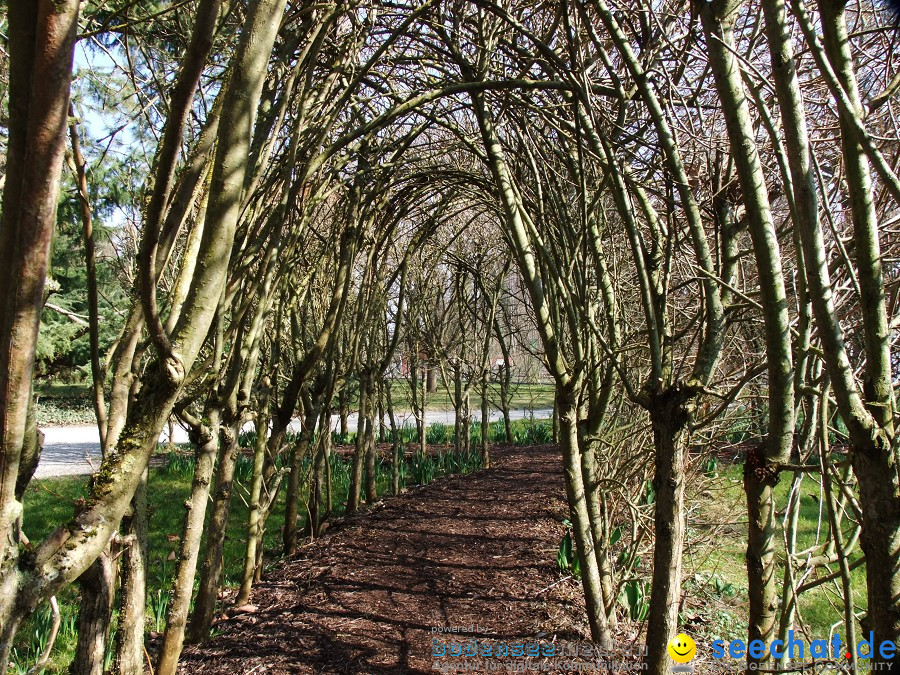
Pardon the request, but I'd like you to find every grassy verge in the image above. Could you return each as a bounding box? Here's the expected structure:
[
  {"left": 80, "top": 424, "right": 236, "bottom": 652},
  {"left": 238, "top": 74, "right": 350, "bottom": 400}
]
[
  {"left": 335, "top": 416, "right": 555, "bottom": 447},
  {"left": 386, "top": 380, "right": 555, "bottom": 412},
  {"left": 687, "top": 457, "right": 866, "bottom": 648}
]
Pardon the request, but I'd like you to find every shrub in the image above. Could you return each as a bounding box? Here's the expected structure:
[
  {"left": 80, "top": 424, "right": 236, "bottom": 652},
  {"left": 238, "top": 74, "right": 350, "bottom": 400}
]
[{"left": 426, "top": 422, "right": 450, "bottom": 444}]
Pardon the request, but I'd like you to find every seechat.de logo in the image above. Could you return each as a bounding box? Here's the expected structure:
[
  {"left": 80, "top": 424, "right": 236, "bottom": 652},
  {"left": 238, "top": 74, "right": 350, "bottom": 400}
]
[{"left": 668, "top": 633, "right": 696, "bottom": 673}]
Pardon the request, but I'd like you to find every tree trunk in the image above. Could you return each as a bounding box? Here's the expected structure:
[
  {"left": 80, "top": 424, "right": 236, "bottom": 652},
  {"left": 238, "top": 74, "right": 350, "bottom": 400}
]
[
  {"left": 819, "top": 384, "right": 859, "bottom": 672},
  {"left": 701, "top": 3, "right": 794, "bottom": 666},
  {"left": 339, "top": 388, "right": 349, "bottom": 439},
  {"left": 72, "top": 549, "right": 116, "bottom": 675},
  {"left": 69, "top": 114, "right": 108, "bottom": 451},
  {"left": 494, "top": 319, "right": 513, "bottom": 444},
  {"left": 776, "top": 470, "right": 803, "bottom": 666},
  {"left": 815, "top": 2, "right": 900, "bottom": 662},
  {"left": 847, "top": 432, "right": 900, "bottom": 670},
  {"left": 156, "top": 408, "right": 221, "bottom": 675},
  {"left": 236, "top": 411, "right": 270, "bottom": 607},
  {"left": 15, "top": 396, "right": 42, "bottom": 501},
  {"left": 348, "top": 375, "right": 367, "bottom": 514},
  {"left": 597, "top": 496, "right": 617, "bottom": 626},
  {"left": 417, "top": 364, "right": 427, "bottom": 456},
  {"left": 284, "top": 406, "right": 316, "bottom": 555},
  {"left": 502, "top": 388, "right": 512, "bottom": 444},
  {"left": 645, "top": 396, "right": 688, "bottom": 675},
  {"left": 462, "top": 392, "right": 471, "bottom": 456},
  {"left": 385, "top": 378, "right": 401, "bottom": 495},
  {"left": 578, "top": 434, "right": 616, "bottom": 627},
  {"left": 309, "top": 436, "right": 326, "bottom": 538},
  {"left": 188, "top": 417, "right": 240, "bottom": 643},
  {"left": 765, "top": 0, "right": 900, "bottom": 663},
  {"left": 481, "top": 373, "right": 490, "bottom": 468},
  {"left": 743, "top": 454, "right": 779, "bottom": 672},
  {"left": 325, "top": 428, "right": 334, "bottom": 517},
  {"left": 114, "top": 473, "right": 148, "bottom": 675},
  {"left": 247, "top": 458, "right": 287, "bottom": 589},
  {"left": 454, "top": 363, "right": 463, "bottom": 453},
  {"left": 377, "top": 381, "right": 387, "bottom": 442},
  {"left": 364, "top": 378, "right": 378, "bottom": 503},
  {"left": 309, "top": 403, "right": 332, "bottom": 536},
  {"left": 0, "top": 4, "right": 80, "bottom": 662},
  {"left": 558, "top": 387, "right": 612, "bottom": 645},
  {"left": 552, "top": 399, "right": 559, "bottom": 445}
]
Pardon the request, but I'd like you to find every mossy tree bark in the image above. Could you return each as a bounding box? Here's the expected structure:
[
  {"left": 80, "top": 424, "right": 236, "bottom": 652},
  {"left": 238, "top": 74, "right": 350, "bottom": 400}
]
[
  {"left": 71, "top": 549, "right": 115, "bottom": 675},
  {"left": 643, "top": 390, "right": 690, "bottom": 673},
  {"left": 765, "top": 0, "right": 900, "bottom": 664},
  {"left": 814, "top": 1, "right": 900, "bottom": 661},
  {"left": 188, "top": 418, "right": 241, "bottom": 643},
  {"left": 284, "top": 398, "right": 319, "bottom": 555},
  {"left": 156, "top": 406, "right": 221, "bottom": 675},
  {"left": 113, "top": 473, "right": 148, "bottom": 674},
  {"left": 700, "top": 0, "right": 794, "bottom": 667},
  {"left": 0, "top": 2, "right": 80, "bottom": 666},
  {"left": 0, "top": 0, "right": 287, "bottom": 659}
]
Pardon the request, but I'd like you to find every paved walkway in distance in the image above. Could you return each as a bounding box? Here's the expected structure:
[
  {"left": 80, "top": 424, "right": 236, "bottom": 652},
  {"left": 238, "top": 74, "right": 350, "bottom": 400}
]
[{"left": 35, "top": 408, "right": 553, "bottom": 479}]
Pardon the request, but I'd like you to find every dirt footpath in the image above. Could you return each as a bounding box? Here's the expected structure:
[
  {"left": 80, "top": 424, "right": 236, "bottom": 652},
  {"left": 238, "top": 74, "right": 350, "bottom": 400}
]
[{"left": 180, "top": 444, "right": 588, "bottom": 674}]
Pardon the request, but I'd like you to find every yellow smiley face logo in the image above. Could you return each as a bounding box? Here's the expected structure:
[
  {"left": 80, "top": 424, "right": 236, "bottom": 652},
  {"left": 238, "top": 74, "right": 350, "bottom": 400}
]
[{"left": 667, "top": 634, "right": 696, "bottom": 663}]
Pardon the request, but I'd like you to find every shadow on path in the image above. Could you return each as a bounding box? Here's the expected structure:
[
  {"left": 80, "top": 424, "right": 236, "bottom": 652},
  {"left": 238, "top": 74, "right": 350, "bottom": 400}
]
[{"left": 179, "top": 444, "right": 586, "bottom": 674}]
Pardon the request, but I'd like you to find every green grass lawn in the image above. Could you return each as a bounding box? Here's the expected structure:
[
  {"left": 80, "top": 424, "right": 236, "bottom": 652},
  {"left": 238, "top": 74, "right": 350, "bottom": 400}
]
[
  {"left": 387, "top": 381, "right": 555, "bottom": 412},
  {"left": 13, "top": 455, "right": 295, "bottom": 673},
  {"left": 687, "top": 458, "right": 867, "bottom": 649}
]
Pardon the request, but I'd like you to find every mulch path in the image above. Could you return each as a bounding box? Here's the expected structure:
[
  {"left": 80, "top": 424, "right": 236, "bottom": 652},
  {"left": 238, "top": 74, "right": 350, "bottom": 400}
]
[{"left": 179, "top": 444, "right": 589, "bottom": 673}]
